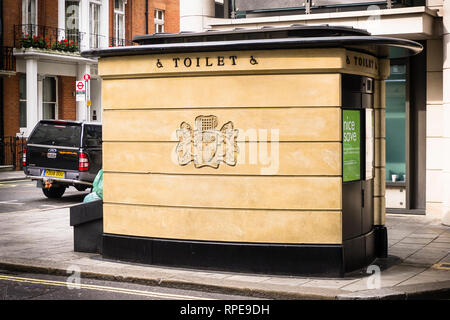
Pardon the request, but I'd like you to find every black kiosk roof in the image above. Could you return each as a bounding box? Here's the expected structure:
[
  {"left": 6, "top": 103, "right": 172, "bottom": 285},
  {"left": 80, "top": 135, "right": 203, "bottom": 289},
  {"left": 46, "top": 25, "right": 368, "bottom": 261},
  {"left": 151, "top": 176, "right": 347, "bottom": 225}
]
[{"left": 81, "top": 25, "right": 422, "bottom": 58}]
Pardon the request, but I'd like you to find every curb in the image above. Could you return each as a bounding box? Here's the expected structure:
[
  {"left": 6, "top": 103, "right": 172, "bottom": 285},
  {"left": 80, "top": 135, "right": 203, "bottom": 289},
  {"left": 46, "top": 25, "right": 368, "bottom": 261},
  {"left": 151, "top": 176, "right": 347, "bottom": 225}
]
[
  {"left": 1, "top": 261, "right": 450, "bottom": 300},
  {"left": 0, "top": 261, "right": 338, "bottom": 300},
  {"left": 336, "top": 281, "right": 450, "bottom": 300}
]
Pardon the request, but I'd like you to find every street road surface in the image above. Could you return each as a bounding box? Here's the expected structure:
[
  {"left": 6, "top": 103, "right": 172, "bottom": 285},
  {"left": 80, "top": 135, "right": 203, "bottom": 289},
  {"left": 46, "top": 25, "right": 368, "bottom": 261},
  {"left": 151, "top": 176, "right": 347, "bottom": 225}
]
[
  {"left": 0, "top": 179, "right": 264, "bottom": 301},
  {"left": 0, "top": 179, "right": 89, "bottom": 213},
  {"left": 0, "top": 270, "right": 260, "bottom": 300}
]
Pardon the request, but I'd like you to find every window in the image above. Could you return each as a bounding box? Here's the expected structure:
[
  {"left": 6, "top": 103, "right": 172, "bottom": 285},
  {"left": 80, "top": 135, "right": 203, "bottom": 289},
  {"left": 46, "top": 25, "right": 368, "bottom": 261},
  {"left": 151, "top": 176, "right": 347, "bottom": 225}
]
[
  {"left": 385, "top": 63, "right": 407, "bottom": 183},
  {"left": 154, "top": 9, "right": 164, "bottom": 33},
  {"left": 42, "top": 77, "right": 57, "bottom": 120},
  {"left": 65, "top": 1, "right": 79, "bottom": 43},
  {"left": 114, "top": 0, "right": 125, "bottom": 45},
  {"left": 83, "top": 125, "right": 102, "bottom": 147},
  {"left": 22, "top": 0, "right": 37, "bottom": 36},
  {"left": 22, "top": 0, "right": 37, "bottom": 25},
  {"left": 89, "top": 2, "right": 101, "bottom": 48},
  {"left": 19, "top": 74, "right": 27, "bottom": 128}
]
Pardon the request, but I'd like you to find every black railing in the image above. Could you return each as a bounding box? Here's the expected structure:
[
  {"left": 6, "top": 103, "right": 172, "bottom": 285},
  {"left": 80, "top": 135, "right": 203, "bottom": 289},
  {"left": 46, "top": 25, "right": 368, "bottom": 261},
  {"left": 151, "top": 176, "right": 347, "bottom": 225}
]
[
  {"left": 0, "top": 47, "right": 16, "bottom": 72},
  {"left": 109, "top": 37, "right": 135, "bottom": 47},
  {"left": 14, "top": 24, "right": 84, "bottom": 53},
  {"left": 0, "top": 136, "right": 26, "bottom": 169}
]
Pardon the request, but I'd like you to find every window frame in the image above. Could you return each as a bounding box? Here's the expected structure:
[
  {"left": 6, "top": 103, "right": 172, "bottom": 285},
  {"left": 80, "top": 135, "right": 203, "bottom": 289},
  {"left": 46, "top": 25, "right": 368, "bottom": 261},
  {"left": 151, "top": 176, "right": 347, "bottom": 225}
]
[
  {"left": 42, "top": 76, "right": 58, "bottom": 121},
  {"left": 89, "top": 1, "right": 101, "bottom": 48},
  {"left": 22, "top": 0, "right": 38, "bottom": 36},
  {"left": 154, "top": 9, "right": 165, "bottom": 33},
  {"left": 114, "top": 0, "right": 126, "bottom": 45},
  {"left": 19, "top": 74, "right": 27, "bottom": 130}
]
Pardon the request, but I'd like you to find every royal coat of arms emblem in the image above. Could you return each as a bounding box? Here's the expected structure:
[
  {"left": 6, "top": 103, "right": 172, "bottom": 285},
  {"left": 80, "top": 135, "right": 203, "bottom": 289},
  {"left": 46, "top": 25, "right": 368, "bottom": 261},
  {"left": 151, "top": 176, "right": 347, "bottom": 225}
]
[{"left": 176, "top": 115, "right": 239, "bottom": 168}]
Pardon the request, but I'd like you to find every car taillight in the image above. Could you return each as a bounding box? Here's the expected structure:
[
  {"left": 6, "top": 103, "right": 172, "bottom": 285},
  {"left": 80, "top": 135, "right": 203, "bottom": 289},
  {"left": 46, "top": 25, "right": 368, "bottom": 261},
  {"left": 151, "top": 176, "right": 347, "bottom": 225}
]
[
  {"left": 22, "top": 147, "right": 27, "bottom": 166},
  {"left": 78, "top": 152, "right": 89, "bottom": 171}
]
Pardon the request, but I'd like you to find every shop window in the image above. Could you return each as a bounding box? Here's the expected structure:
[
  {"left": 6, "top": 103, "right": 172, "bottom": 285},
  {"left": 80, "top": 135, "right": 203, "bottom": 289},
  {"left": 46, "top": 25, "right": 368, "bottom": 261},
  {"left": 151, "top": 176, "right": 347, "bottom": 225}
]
[
  {"left": 154, "top": 9, "right": 165, "bottom": 33},
  {"left": 42, "top": 77, "right": 57, "bottom": 120},
  {"left": 385, "top": 63, "right": 407, "bottom": 183}
]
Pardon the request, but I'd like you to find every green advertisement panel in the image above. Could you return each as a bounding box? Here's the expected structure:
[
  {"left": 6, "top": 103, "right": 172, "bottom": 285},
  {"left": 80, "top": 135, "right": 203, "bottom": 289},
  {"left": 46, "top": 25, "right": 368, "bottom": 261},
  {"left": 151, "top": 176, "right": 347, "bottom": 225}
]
[{"left": 343, "top": 110, "right": 361, "bottom": 182}]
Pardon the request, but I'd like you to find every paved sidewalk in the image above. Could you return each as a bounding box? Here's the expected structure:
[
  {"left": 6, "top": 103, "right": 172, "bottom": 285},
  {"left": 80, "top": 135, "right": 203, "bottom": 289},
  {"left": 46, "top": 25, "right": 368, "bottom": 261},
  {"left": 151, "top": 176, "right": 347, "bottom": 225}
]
[
  {"left": 0, "top": 205, "right": 449, "bottom": 299},
  {"left": 0, "top": 169, "right": 26, "bottom": 182}
]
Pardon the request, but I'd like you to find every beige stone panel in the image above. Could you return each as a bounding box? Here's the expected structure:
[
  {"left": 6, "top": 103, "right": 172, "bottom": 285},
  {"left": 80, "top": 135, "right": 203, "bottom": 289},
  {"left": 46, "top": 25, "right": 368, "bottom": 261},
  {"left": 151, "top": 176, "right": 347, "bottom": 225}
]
[
  {"left": 426, "top": 137, "right": 443, "bottom": 170},
  {"left": 103, "top": 204, "right": 343, "bottom": 244},
  {"left": 103, "top": 141, "right": 341, "bottom": 176},
  {"left": 385, "top": 188, "right": 406, "bottom": 209},
  {"left": 102, "top": 73, "right": 341, "bottom": 109},
  {"left": 378, "top": 59, "right": 390, "bottom": 80},
  {"left": 426, "top": 71, "right": 443, "bottom": 104},
  {"left": 374, "top": 167, "right": 386, "bottom": 197},
  {"left": 426, "top": 104, "right": 444, "bottom": 138},
  {"left": 103, "top": 173, "right": 342, "bottom": 210},
  {"left": 426, "top": 39, "right": 443, "bottom": 72},
  {"left": 373, "top": 196, "right": 386, "bottom": 226},
  {"left": 426, "top": 202, "right": 444, "bottom": 219},
  {"left": 103, "top": 108, "right": 341, "bottom": 142},
  {"left": 374, "top": 108, "right": 386, "bottom": 139},
  {"left": 374, "top": 80, "right": 386, "bottom": 109},
  {"left": 426, "top": 169, "right": 444, "bottom": 203},
  {"left": 375, "top": 137, "right": 386, "bottom": 167},
  {"left": 99, "top": 48, "right": 345, "bottom": 77}
]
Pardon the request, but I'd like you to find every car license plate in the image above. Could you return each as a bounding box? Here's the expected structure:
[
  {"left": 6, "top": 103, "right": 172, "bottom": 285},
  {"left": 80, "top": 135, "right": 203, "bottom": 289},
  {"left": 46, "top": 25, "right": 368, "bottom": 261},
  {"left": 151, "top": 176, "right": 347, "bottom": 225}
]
[
  {"left": 44, "top": 170, "right": 64, "bottom": 178},
  {"left": 47, "top": 152, "right": 57, "bottom": 159}
]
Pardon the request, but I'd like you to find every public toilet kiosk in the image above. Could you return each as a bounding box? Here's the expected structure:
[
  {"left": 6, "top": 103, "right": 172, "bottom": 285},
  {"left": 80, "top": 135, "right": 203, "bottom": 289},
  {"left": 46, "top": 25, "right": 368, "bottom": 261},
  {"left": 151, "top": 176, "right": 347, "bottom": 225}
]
[{"left": 82, "top": 26, "right": 422, "bottom": 276}]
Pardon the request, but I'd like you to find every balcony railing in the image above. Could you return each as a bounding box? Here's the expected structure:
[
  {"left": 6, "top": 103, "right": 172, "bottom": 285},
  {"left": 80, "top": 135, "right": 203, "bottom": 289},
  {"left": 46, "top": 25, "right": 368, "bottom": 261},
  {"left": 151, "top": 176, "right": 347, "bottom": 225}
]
[
  {"left": 232, "top": 0, "right": 425, "bottom": 17},
  {"left": 0, "top": 47, "right": 16, "bottom": 72},
  {"left": 109, "top": 37, "right": 135, "bottom": 47},
  {"left": 14, "top": 24, "right": 84, "bottom": 54}
]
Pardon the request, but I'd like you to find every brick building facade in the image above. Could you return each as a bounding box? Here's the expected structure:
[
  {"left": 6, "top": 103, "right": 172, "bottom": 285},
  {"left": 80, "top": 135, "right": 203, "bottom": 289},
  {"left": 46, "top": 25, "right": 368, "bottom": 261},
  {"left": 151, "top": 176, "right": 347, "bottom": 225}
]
[{"left": 0, "top": 0, "right": 179, "bottom": 167}]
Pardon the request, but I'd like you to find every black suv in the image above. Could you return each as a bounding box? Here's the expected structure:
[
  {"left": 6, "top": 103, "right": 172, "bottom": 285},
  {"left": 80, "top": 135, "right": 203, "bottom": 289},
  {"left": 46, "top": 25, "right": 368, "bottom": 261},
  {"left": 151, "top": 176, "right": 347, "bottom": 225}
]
[{"left": 23, "top": 120, "right": 102, "bottom": 198}]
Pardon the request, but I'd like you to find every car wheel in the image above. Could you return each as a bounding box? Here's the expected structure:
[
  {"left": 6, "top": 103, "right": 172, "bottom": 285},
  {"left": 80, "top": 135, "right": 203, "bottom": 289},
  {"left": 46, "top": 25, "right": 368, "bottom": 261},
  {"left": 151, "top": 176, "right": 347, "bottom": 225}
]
[{"left": 42, "top": 186, "right": 66, "bottom": 198}]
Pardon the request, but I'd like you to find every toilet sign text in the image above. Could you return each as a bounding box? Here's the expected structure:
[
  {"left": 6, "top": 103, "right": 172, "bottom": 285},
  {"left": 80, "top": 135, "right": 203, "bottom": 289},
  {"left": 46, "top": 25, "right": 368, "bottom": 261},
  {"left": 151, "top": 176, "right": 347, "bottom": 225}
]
[{"left": 155, "top": 55, "right": 258, "bottom": 69}]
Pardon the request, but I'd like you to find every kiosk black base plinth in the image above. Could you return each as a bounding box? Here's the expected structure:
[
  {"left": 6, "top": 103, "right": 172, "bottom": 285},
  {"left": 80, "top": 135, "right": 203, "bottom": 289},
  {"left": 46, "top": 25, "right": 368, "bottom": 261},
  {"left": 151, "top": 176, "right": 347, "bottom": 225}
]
[{"left": 102, "top": 230, "right": 384, "bottom": 277}]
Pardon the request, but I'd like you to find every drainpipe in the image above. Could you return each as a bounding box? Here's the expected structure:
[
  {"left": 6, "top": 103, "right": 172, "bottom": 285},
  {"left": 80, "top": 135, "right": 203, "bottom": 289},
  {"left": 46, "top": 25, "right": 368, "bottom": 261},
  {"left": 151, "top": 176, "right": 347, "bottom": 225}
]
[{"left": 145, "top": 0, "right": 148, "bottom": 34}]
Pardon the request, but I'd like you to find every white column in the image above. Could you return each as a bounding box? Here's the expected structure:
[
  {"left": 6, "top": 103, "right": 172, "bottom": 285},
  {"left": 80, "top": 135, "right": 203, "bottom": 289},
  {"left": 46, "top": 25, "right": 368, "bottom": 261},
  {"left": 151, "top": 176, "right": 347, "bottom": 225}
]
[
  {"left": 25, "top": 58, "right": 38, "bottom": 137},
  {"left": 180, "top": 0, "right": 215, "bottom": 32},
  {"left": 37, "top": 75, "right": 43, "bottom": 121},
  {"left": 76, "top": 63, "right": 90, "bottom": 122},
  {"left": 442, "top": 0, "right": 450, "bottom": 225},
  {"left": 58, "top": 0, "right": 65, "bottom": 30},
  {"left": 79, "top": 0, "right": 90, "bottom": 51}
]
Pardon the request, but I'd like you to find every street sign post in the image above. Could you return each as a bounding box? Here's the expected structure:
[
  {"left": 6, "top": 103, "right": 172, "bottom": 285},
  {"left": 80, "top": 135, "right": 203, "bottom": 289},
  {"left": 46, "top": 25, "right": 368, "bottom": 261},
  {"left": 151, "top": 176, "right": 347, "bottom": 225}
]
[{"left": 75, "top": 81, "right": 85, "bottom": 101}]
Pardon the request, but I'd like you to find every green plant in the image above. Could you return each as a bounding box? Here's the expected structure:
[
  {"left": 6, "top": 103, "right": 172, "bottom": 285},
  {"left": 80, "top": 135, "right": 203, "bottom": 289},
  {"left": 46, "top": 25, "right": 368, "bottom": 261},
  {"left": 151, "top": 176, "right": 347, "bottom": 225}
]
[
  {"left": 20, "top": 34, "right": 32, "bottom": 48},
  {"left": 20, "top": 34, "right": 50, "bottom": 49},
  {"left": 52, "top": 39, "right": 79, "bottom": 52}
]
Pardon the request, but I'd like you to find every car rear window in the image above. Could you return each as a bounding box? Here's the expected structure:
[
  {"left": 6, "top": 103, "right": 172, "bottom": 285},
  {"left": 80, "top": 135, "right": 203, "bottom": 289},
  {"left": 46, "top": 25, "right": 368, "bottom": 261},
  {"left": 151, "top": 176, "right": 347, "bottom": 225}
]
[{"left": 28, "top": 123, "right": 82, "bottom": 148}]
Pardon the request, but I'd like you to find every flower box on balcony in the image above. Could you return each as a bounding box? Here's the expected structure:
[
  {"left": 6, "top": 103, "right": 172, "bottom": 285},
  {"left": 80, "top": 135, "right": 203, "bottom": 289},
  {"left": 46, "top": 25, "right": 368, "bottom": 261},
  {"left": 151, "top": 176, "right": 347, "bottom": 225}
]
[{"left": 19, "top": 35, "right": 80, "bottom": 55}]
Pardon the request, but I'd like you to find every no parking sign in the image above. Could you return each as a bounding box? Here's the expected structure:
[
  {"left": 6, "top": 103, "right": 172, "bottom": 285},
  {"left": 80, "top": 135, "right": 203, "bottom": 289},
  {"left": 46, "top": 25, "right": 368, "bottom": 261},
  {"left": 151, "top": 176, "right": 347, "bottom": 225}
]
[{"left": 75, "top": 81, "right": 85, "bottom": 101}]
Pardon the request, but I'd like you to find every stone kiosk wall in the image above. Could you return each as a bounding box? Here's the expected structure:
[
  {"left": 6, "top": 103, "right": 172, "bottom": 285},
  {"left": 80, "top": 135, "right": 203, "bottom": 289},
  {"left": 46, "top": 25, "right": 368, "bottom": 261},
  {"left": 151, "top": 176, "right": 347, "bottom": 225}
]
[{"left": 85, "top": 27, "right": 420, "bottom": 276}]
